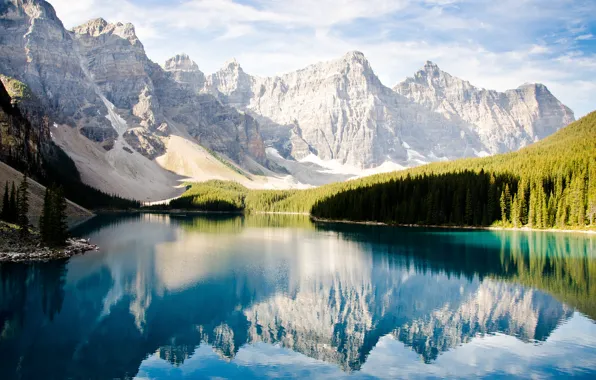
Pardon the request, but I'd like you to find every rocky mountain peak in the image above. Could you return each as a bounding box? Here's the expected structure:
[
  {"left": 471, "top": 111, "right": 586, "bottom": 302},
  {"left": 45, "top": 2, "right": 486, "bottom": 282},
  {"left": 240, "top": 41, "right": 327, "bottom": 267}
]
[
  {"left": 515, "top": 82, "right": 549, "bottom": 93},
  {"left": 222, "top": 58, "right": 242, "bottom": 72},
  {"left": 72, "top": 17, "right": 109, "bottom": 36},
  {"left": 340, "top": 50, "right": 373, "bottom": 72},
  {"left": 73, "top": 18, "right": 139, "bottom": 46},
  {"left": 410, "top": 60, "right": 459, "bottom": 87},
  {"left": 343, "top": 50, "right": 366, "bottom": 62},
  {"left": 395, "top": 62, "right": 575, "bottom": 155},
  {"left": 3, "top": 0, "right": 61, "bottom": 23},
  {"left": 422, "top": 60, "right": 440, "bottom": 73},
  {"left": 164, "top": 53, "right": 199, "bottom": 72}
]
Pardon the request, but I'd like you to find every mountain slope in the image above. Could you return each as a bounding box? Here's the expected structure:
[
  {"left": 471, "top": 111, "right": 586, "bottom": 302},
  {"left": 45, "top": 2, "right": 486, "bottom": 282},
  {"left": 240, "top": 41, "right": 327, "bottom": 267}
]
[
  {"left": 0, "top": 161, "right": 92, "bottom": 227},
  {"left": 394, "top": 61, "right": 575, "bottom": 154}
]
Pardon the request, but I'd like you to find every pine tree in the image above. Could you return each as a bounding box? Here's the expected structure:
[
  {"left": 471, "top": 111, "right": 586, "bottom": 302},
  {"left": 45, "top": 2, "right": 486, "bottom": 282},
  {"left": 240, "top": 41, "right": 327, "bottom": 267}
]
[
  {"left": 577, "top": 172, "right": 587, "bottom": 226},
  {"left": 528, "top": 183, "right": 537, "bottom": 227},
  {"left": 533, "top": 182, "right": 546, "bottom": 229},
  {"left": 511, "top": 194, "right": 520, "bottom": 228},
  {"left": 487, "top": 174, "right": 496, "bottom": 223},
  {"left": 499, "top": 184, "right": 512, "bottom": 225},
  {"left": 1, "top": 182, "right": 8, "bottom": 221},
  {"left": 589, "top": 159, "right": 596, "bottom": 225},
  {"left": 505, "top": 184, "right": 511, "bottom": 220},
  {"left": 547, "top": 191, "right": 556, "bottom": 227},
  {"left": 500, "top": 190, "right": 507, "bottom": 225},
  {"left": 540, "top": 187, "right": 549, "bottom": 228},
  {"left": 556, "top": 193, "right": 567, "bottom": 228},
  {"left": 464, "top": 187, "right": 473, "bottom": 225},
  {"left": 9, "top": 182, "right": 17, "bottom": 223},
  {"left": 517, "top": 179, "right": 527, "bottom": 225},
  {"left": 53, "top": 186, "right": 69, "bottom": 246},
  {"left": 17, "top": 175, "right": 30, "bottom": 237},
  {"left": 40, "top": 186, "right": 52, "bottom": 243}
]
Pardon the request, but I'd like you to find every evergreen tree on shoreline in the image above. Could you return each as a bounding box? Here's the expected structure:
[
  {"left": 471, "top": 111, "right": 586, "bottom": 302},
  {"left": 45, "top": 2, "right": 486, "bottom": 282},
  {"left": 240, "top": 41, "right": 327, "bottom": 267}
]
[
  {"left": 1, "top": 182, "right": 8, "bottom": 221},
  {"left": 54, "top": 186, "right": 69, "bottom": 245},
  {"left": 39, "top": 185, "right": 69, "bottom": 247},
  {"left": 17, "top": 175, "right": 29, "bottom": 237},
  {"left": 40, "top": 186, "right": 52, "bottom": 243},
  {"left": 9, "top": 182, "right": 17, "bottom": 223}
]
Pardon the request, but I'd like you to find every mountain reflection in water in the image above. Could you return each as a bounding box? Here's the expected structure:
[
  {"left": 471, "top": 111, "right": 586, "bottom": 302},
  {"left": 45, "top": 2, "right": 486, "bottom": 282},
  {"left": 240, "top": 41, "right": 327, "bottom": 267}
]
[{"left": 0, "top": 213, "right": 595, "bottom": 379}]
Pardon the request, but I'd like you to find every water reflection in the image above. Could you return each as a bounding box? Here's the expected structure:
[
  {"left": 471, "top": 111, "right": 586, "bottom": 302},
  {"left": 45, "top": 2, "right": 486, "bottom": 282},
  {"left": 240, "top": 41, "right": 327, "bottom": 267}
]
[{"left": 0, "top": 214, "right": 594, "bottom": 379}]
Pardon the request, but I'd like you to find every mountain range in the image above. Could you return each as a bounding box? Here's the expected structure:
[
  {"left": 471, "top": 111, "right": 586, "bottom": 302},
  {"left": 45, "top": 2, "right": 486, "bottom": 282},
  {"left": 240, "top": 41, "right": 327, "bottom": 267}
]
[{"left": 0, "top": 0, "right": 575, "bottom": 201}]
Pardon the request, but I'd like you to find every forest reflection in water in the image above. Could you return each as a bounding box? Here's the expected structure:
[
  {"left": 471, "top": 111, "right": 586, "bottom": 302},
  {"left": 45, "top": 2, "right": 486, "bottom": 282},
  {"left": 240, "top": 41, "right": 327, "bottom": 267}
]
[{"left": 0, "top": 213, "right": 595, "bottom": 379}]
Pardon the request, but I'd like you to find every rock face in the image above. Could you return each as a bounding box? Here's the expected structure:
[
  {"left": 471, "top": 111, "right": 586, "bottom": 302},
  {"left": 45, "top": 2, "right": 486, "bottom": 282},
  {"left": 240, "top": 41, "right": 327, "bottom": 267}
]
[
  {"left": 70, "top": 17, "right": 268, "bottom": 165},
  {"left": 164, "top": 53, "right": 206, "bottom": 94},
  {"left": 0, "top": 0, "right": 112, "bottom": 141},
  {"left": 203, "top": 52, "right": 484, "bottom": 168},
  {"left": 0, "top": 78, "right": 48, "bottom": 175},
  {"left": 394, "top": 61, "right": 575, "bottom": 154}
]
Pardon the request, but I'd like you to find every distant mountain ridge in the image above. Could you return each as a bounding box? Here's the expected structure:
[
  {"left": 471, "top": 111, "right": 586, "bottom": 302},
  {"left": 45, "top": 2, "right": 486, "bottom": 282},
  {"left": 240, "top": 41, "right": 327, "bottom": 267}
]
[
  {"left": 394, "top": 61, "right": 575, "bottom": 154},
  {"left": 0, "top": 0, "right": 575, "bottom": 198}
]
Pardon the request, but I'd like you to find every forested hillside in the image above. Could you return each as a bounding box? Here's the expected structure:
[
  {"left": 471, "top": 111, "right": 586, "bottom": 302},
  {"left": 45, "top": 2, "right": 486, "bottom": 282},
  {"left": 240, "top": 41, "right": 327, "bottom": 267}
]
[
  {"left": 176, "top": 111, "right": 596, "bottom": 229},
  {"left": 311, "top": 111, "right": 596, "bottom": 228}
]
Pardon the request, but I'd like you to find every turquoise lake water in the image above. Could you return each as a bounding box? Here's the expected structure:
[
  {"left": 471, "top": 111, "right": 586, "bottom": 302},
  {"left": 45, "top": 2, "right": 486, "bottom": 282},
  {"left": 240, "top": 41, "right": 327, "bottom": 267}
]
[{"left": 1, "top": 213, "right": 595, "bottom": 379}]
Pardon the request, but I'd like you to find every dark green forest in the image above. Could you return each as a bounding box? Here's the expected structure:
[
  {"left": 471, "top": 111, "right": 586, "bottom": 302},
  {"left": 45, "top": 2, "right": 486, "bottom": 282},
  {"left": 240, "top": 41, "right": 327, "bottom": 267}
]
[{"left": 174, "top": 111, "right": 596, "bottom": 229}]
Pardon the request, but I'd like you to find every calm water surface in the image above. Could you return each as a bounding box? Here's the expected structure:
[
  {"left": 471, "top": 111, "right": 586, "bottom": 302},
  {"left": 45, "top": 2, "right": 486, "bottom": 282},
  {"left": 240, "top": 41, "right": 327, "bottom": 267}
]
[{"left": 1, "top": 213, "right": 595, "bottom": 379}]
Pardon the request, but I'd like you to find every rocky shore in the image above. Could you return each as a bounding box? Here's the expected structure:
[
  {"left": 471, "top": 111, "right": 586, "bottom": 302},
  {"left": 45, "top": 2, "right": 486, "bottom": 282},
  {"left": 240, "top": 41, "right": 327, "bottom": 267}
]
[{"left": 0, "top": 222, "right": 97, "bottom": 262}]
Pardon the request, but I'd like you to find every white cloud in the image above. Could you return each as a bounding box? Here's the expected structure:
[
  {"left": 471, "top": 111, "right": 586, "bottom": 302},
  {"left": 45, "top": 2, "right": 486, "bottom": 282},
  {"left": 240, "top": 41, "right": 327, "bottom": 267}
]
[{"left": 528, "top": 45, "right": 551, "bottom": 55}]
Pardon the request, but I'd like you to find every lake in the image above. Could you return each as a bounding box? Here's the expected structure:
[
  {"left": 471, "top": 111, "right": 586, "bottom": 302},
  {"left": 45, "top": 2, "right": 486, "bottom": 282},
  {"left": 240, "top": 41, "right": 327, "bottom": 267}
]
[{"left": 1, "top": 213, "right": 595, "bottom": 379}]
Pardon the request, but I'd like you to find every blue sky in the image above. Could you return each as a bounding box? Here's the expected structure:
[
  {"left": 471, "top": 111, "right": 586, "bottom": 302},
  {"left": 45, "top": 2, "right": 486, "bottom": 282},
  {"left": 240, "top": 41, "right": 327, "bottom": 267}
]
[{"left": 48, "top": 0, "right": 596, "bottom": 116}]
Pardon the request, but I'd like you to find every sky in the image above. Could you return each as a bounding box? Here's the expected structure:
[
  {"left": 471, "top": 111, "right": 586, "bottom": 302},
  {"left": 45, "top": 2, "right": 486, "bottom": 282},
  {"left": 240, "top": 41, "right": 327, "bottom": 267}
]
[{"left": 47, "top": 0, "right": 596, "bottom": 117}]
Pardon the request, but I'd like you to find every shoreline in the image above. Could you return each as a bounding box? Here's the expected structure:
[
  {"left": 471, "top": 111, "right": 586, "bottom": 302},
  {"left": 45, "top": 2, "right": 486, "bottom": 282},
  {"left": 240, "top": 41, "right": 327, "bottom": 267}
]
[
  {"left": 97, "top": 209, "right": 310, "bottom": 216},
  {"left": 251, "top": 211, "right": 310, "bottom": 216},
  {"left": 1, "top": 221, "right": 98, "bottom": 262},
  {"left": 96, "top": 209, "right": 244, "bottom": 215},
  {"left": 309, "top": 216, "right": 596, "bottom": 235},
  {"left": 81, "top": 210, "right": 596, "bottom": 235},
  {"left": 0, "top": 238, "right": 98, "bottom": 262},
  {"left": 138, "top": 209, "right": 244, "bottom": 215}
]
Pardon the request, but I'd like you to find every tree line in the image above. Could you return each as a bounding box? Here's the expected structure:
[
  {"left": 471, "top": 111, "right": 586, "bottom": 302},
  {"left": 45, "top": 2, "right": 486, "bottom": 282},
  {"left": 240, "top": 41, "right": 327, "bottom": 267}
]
[
  {"left": 310, "top": 163, "right": 596, "bottom": 229},
  {"left": 1, "top": 176, "right": 30, "bottom": 237},
  {"left": 1, "top": 175, "right": 69, "bottom": 245}
]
